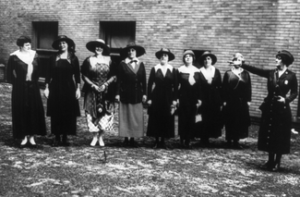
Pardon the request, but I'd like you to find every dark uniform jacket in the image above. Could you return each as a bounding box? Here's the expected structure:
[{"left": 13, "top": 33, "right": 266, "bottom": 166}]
[
  {"left": 242, "top": 64, "right": 298, "bottom": 154},
  {"left": 116, "top": 61, "right": 147, "bottom": 104}
]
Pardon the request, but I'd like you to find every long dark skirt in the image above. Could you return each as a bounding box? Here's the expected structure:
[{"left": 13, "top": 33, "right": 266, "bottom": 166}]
[
  {"left": 147, "top": 103, "right": 175, "bottom": 138},
  {"left": 224, "top": 100, "right": 250, "bottom": 141},
  {"left": 50, "top": 116, "right": 77, "bottom": 135},
  {"left": 178, "top": 104, "right": 197, "bottom": 140},
  {"left": 12, "top": 81, "right": 46, "bottom": 139}
]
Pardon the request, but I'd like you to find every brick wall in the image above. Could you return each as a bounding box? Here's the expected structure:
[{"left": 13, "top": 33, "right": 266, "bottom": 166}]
[{"left": 1, "top": 0, "right": 300, "bottom": 120}]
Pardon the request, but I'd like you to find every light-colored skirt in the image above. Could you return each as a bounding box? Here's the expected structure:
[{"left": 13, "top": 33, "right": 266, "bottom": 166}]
[{"left": 119, "top": 102, "right": 144, "bottom": 138}]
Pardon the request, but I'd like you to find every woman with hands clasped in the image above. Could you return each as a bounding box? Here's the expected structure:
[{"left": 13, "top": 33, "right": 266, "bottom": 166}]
[
  {"left": 222, "top": 53, "right": 252, "bottom": 149},
  {"left": 233, "top": 50, "right": 298, "bottom": 171},
  {"left": 115, "top": 42, "right": 147, "bottom": 148},
  {"left": 196, "top": 51, "right": 223, "bottom": 147},
  {"left": 44, "top": 35, "right": 81, "bottom": 146},
  {"left": 177, "top": 50, "right": 202, "bottom": 148},
  {"left": 146, "top": 48, "right": 178, "bottom": 149},
  {"left": 81, "top": 39, "right": 116, "bottom": 147}
]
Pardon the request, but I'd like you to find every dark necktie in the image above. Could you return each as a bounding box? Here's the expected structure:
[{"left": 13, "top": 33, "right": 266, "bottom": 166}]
[{"left": 130, "top": 60, "right": 137, "bottom": 64}]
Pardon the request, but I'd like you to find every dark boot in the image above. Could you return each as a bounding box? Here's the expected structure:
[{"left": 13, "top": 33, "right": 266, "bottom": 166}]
[
  {"left": 233, "top": 140, "right": 243, "bottom": 149},
  {"left": 272, "top": 154, "right": 282, "bottom": 172},
  {"left": 52, "top": 135, "right": 61, "bottom": 147},
  {"left": 130, "top": 138, "right": 138, "bottom": 148},
  {"left": 262, "top": 152, "right": 275, "bottom": 170},
  {"left": 153, "top": 137, "right": 159, "bottom": 149},
  {"left": 61, "top": 135, "right": 70, "bottom": 146},
  {"left": 123, "top": 137, "right": 129, "bottom": 147}
]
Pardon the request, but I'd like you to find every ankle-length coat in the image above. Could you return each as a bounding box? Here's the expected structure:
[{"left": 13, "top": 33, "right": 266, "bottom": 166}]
[
  {"left": 6, "top": 51, "right": 46, "bottom": 139},
  {"left": 241, "top": 64, "right": 298, "bottom": 154}
]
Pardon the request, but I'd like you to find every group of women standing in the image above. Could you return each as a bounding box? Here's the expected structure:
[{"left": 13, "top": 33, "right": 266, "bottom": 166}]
[{"left": 7, "top": 35, "right": 298, "bottom": 172}]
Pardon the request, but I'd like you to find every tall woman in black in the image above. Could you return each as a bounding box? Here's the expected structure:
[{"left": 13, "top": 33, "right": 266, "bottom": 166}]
[
  {"left": 197, "top": 51, "right": 223, "bottom": 146},
  {"left": 234, "top": 50, "right": 297, "bottom": 171},
  {"left": 7, "top": 36, "right": 46, "bottom": 147},
  {"left": 222, "top": 53, "right": 252, "bottom": 149},
  {"left": 147, "top": 48, "right": 178, "bottom": 149},
  {"left": 177, "top": 50, "right": 201, "bottom": 148},
  {"left": 44, "top": 35, "right": 81, "bottom": 146}
]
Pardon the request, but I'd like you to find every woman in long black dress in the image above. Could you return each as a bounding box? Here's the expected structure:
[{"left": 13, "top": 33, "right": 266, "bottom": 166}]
[
  {"left": 177, "top": 50, "right": 202, "bottom": 148},
  {"left": 6, "top": 36, "right": 46, "bottom": 147},
  {"left": 147, "top": 48, "right": 178, "bottom": 149},
  {"left": 234, "top": 50, "right": 297, "bottom": 171},
  {"left": 197, "top": 51, "right": 223, "bottom": 146},
  {"left": 81, "top": 39, "right": 116, "bottom": 147},
  {"left": 222, "top": 53, "right": 252, "bottom": 149},
  {"left": 115, "top": 42, "right": 147, "bottom": 147},
  {"left": 44, "top": 35, "right": 81, "bottom": 146}
]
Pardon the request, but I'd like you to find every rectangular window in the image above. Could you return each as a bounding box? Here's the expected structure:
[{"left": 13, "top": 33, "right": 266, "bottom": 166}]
[
  {"left": 32, "top": 22, "right": 58, "bottom": 85},
  {"left": 32, "top": 22, "right": 58, "bottom": 50},
  {"left": 100, "top": 21, "right": 136, "bottom": 63}
]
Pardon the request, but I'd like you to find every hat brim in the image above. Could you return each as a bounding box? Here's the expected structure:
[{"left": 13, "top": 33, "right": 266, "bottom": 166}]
[
  {"left": 276, "top": 53, "right": 294, "bottom": 65},
  {"left": 155, "top": 51, "right": 175, "bottom": 61},
  {"left": 86, "top": 41, "right": 110, "bottom": 55},
  {"left": 121, "top": 45, "right": 146, "bottom": 58},
  {"left": 199, "top": 54, "right": 217, "bottom": 65},
  {"left": 52, "top": 37, "right": 75, "bottom": 50}
]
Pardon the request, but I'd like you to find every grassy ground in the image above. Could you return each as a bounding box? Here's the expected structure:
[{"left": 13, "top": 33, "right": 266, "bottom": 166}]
[{"left": 1, "top": 83, "right": 300, "bottom": 197}]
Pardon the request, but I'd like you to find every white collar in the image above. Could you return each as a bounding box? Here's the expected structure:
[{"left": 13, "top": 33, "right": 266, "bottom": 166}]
[
  {"left": 178, "top": 65, "right": 199, "bottom": 74},
  {"left": 231, "top": 67, "right": 243, "bottom": 74},
  {"left": 154, "top": 63, "right": 173, "bottom": 72},
  {"left": 10, "top": 50, "right": 36, "bottom": 64}
]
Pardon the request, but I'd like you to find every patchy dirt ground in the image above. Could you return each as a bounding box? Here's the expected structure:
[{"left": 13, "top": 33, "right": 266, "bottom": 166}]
[{"left": 1, "top": 83, "right": 300, "bottom": 197}]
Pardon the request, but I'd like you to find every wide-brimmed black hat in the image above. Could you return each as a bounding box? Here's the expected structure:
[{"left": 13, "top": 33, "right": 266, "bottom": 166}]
[
  {"left": 276, "top": 50, "right": 294, "bottom": 66},
  {"left": 155, "top": 48, "right": 175, "bottom": 61},
  {"left": 86, "top": 39, "right": 110, "bottom": 55},
  {"left": 199, "top": 51, "right": 217, "bottom": 65},
  {"left": 52, "top": 35, "right": 75, "bottom": 51},
  {"left": 121, "top": 42, "right": 146, "bottom": 58}
]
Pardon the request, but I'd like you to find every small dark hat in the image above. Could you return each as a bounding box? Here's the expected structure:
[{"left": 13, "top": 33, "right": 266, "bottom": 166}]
[
  {"left": 52, "top": 35, "right": 75, "bottom": 51},
  {"left": 182, "top": 50, "right": 195, "bottom": 63},
  {"left": 155, "top": 48, "right": 175, "bottom": 61},
  {"left": 121, "top": 42, "right": 146, "bottom": 58},
  {"left": 16, "top": 36, "right": 31, "bottom": 47},
  {"left": 276, "top": 50, "right": 294, "bottom": 66},
  {"left": 86, "top": 39, "right": 110, "bottom": 55},
  {"left": 199, "top": 51, "right": 217, "bottom": 65}
]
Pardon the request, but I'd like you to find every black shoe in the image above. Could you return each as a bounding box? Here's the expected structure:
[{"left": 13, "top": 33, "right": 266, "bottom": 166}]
[
  {"left": 130, "top": 138, "right": 139, "bottom": 148},
  {"left": 226, "top": 140, "right": 232, "bottom": 148},
  {"left": 123, "top": 137, "right": 129, "bottom": 147},
  {"left": 153, "top": 142, "right": 159, "bottom": 149},
  {"left": 201, "top": 138, "right": 210, "bottom": 147},
  {"left": 61, "top": 141, "right": 70, "bottom": 147},
  {"left": 233, "top": 142, "right": 243, "bottom": 150},
  {"left": 61, "top": 135, "right": 70, "bottom": 147},
  {"left": 160, "top": 141, "right": 169, "bottom": 150},
  {"left": 271, "top": 162, "right": 281, "bottom": 172},
  {"left": 262, "top": 161, "right": 273, "bottom": 171}
]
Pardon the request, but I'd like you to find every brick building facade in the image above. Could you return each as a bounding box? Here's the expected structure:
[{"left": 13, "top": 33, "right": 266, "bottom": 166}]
[{"left": 1, "top": 0, "right": 300, "bottom": 121}]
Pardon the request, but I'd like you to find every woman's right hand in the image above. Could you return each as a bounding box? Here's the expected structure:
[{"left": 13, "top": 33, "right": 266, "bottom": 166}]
[
  {"left": 115, "top": 95, "right": 120, "bottom": 102},
  {"left": 44, "top": 88, "right": 49, "bottom": 99},
  {"left": 147, "top": 100, "right": 152, "bottom": 106}
]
